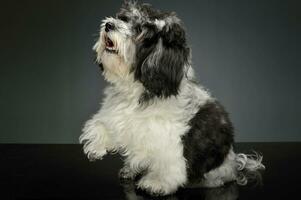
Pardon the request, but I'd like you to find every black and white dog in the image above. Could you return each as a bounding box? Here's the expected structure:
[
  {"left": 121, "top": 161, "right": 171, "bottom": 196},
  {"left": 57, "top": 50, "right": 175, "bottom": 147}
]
[{"left": 80, "top": 1, "right": 265, "bottom": 196}]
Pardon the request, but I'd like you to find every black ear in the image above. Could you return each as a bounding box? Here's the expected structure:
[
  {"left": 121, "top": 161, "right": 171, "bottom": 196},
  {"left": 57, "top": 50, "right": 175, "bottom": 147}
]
[{"left": 136, "top": 22, "right": 190, "bottom": 103}]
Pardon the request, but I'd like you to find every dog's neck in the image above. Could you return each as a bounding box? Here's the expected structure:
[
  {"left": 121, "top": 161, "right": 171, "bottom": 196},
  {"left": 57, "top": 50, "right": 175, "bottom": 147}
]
[{"left": 108, "top": 74, "right": 144, "bottom": 100}]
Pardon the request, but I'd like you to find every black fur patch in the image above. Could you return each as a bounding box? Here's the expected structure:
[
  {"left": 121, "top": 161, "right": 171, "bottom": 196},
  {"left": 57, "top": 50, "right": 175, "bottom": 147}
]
[
  {"left": 182, "top": 100, "right": 234, "bottom": 183},
  {"left": 120, "top": 1, "right": 171, "bottom": 21},
  {"left": 124, "top": 4, "right": 190, "bottom": 104}
]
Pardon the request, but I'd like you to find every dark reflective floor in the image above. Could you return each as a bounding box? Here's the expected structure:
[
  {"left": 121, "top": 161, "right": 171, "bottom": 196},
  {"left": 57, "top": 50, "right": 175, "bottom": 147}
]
[{"left": 0, "top": 143, "right": 299, "bottom": 200}]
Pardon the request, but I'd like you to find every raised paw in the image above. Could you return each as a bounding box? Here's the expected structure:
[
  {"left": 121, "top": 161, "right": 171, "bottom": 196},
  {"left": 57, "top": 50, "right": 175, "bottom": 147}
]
[{"left": 79, "top": 121, "right": 111, "bottom": 161}]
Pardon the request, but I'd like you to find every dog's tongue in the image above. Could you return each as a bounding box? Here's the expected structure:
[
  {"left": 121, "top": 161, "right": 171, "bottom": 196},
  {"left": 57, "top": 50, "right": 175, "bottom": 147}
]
[{"left": 106, "top": 37, "right": 114, "bottom": 48}]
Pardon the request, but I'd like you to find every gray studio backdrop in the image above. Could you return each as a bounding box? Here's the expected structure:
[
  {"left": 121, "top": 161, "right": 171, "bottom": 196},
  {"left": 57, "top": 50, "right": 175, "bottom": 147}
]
[{"left": 0, "top": 0, "right": 300, "bottom": 143}]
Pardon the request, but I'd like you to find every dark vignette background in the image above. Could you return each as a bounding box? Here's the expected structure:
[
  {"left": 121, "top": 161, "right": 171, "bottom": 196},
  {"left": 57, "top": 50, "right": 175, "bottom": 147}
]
[{"left": 0, "top": 0, "right": 300, "bottom": 143}]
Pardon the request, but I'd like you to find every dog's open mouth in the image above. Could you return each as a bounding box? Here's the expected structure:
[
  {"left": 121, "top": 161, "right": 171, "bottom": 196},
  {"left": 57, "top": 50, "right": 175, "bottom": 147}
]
[{"left": 104, "top": 35, "right": 117, "bottom": 53}]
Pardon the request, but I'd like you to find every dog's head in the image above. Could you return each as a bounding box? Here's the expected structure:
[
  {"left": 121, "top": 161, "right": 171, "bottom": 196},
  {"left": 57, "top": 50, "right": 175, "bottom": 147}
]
[{"left": 94, "top": 1, "right": 190, "bottom": 102}]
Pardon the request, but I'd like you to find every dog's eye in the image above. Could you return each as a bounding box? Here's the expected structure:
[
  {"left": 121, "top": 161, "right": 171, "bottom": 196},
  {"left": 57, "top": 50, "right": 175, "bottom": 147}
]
[{"left": 118, "top": 15, "right": 129, "bottom": 22}]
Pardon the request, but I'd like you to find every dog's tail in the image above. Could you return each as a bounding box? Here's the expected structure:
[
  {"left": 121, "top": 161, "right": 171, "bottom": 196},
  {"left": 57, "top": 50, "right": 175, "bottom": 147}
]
[
  {"left": 199, "top": 148, "right": 265, "bottom": 188},
  {"left": 234, "top": 151, "right": 265, "bottom": 185}
]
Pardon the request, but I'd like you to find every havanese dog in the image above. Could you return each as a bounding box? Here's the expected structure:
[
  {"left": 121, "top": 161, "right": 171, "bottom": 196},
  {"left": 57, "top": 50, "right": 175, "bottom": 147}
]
[{"left": 80, "top": 0, "right": 265, "bottom": 196}]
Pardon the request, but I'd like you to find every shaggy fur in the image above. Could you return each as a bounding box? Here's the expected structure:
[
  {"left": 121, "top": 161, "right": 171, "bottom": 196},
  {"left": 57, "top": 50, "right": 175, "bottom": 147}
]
[{"left": 79, "top": 1, "right": 265, "bottom": 196}]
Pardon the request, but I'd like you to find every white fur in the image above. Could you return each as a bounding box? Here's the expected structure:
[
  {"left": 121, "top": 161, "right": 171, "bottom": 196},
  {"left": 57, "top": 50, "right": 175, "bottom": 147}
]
[
  {"left": 81, "top": 20, "right": 213, "bottom": 192},
  {"left": 80, "top": 74, "right": 213, "bottom": 195},
  {"left": 154, "top": 19, "right": 166, "bottom": 30},
  {"left": 81, "top": 15, "right": 216, "bottom": 195},
  {"left": 93, "top": 18, "right": 135, "bottom": 83},
  {"left": 80, "top": 13, "right": 264, "bottom": 196}
]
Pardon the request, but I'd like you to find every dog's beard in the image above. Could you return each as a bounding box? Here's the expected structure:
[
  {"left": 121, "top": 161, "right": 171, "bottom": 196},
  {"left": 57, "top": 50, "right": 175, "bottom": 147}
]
[{"left": 94, "top": 29, "right": 136, "bottom": 82}]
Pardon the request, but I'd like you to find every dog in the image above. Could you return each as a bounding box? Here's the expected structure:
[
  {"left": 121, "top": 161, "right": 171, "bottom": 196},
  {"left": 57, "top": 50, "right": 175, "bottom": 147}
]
[{"left": 79, "top": 1, "right": 265, "bottom": 196}]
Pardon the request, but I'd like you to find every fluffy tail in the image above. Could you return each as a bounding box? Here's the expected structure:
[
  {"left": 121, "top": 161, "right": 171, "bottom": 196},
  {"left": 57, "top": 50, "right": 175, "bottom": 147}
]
[
  {"left": 235, "top": 152, "right": 265, "bottom": 185},
  {"left": 198, "top": 148, "right": 265, "bottom": 188}
]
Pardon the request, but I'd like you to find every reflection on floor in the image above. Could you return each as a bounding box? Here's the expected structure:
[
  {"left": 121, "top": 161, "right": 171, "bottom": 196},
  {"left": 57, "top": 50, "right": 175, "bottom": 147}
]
[
  {"left": 1, "top": 143, "right": 300, "bottom": 199},
  {"left": 122, "top": 180, "right": 239, "bottom": 200}
]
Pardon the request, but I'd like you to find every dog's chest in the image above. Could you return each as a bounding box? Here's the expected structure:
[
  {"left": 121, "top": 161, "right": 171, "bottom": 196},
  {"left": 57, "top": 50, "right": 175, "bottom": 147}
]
[{"left": 102, "top": 88, "right": 189, "bottom": 148}]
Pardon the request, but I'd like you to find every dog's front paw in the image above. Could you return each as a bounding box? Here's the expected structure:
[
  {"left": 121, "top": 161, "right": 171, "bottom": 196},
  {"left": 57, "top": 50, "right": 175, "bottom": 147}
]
[
  {"left": 119, "top": 166, "right": 136, "bottom": 180},
  {"left": 137, "top": 176, "right": 175, "bottom": 196},
  {"left": 79, "top": 121, "right": 110, "bottom": 161}
]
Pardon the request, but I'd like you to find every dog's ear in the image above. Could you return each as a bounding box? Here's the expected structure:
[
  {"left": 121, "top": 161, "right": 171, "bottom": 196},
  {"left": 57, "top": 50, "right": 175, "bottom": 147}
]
[{"left": 135, "top": 21, "right": 190, "bottom": 103}]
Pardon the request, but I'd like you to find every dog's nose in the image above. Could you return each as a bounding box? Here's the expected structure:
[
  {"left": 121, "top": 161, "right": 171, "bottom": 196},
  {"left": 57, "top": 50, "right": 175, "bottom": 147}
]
[{"left": 105, "top": 22, "right": 115, "bottom": 32}]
